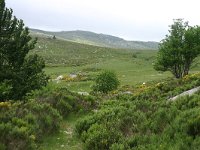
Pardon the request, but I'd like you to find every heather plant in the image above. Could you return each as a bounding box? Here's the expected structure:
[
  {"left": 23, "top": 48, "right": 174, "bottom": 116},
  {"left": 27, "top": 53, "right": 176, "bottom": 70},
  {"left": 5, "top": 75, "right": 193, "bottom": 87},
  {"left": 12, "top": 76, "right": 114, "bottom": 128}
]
[
  {"left": 75, "top": 74, "right": 200, "bottom": 150},
  {"left": 0, "top": 100, "right": 61, "bottom": 150}
]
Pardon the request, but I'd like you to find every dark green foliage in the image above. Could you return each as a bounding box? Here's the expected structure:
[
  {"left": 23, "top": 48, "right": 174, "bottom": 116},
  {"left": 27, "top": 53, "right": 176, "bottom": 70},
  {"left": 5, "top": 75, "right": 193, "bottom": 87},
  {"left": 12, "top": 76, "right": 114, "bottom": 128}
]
[
  {"left": 0, "top": 80, "right": 12, "bottom": 100},
  {"left": 75, "top": 73, "right": 200, "bottom": 150},
  {"left": 30, "top": 85, "right": 98, "bottom": 117},
  {"left": 132, "top": 53, "right": 138, "bottom": 58},
  {"left": 0, "top": 100, "right": 62, "bottom": 150},
  {"left": 93, "top": 70, "right": 120, "bottom": 93},
  {"left": 0, "top": 0, "right": 48, "bottom": 100},
  {"left": 187, "top": 113, "right": 200, "bottom": 137},
  {"left": 0, "top": 82, "right": 98, "bottom": 149},
  {"left": 82, "top": 124, "right": 123, "bottom": 150},
  {"left": 110, "top": 143, "right": 126, "bottom": 150},
  {"left": 75, "top": 100, "right": 147, "bottom": 149},
  {"left": 154, "top": 19, "right": 200, "bottom": 78},
  {"left": 52, "top": 35, "right": 56, "bottom": 39}
]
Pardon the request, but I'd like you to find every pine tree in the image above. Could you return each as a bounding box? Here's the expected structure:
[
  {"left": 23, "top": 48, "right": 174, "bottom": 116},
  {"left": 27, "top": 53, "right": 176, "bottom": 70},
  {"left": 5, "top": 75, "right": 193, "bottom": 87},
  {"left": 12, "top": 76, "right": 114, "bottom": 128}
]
[{"left": 0, "top": 0, "right": 48, "bottom": 100}]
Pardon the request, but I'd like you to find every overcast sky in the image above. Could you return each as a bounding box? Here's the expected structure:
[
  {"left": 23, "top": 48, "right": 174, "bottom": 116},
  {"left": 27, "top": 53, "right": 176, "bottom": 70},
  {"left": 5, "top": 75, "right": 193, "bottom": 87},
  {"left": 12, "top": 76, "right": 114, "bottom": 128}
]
[{"left": 5, "top": 0, "right": 200, "bottom": 41}]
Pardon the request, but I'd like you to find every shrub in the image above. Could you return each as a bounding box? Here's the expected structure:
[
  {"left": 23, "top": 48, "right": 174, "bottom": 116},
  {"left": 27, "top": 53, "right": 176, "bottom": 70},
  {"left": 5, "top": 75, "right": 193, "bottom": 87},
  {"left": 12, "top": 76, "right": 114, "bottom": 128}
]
[
  {"left": 93, "top": 70, "right": 120, "bottom": 93},
  {"left": 31, "top": 86, "right": 97, "bottom": 116},
  {"left": 56, "top": 99, "right": 73, "bottom": 116},
  {"left": 110, "top": 143, "right": 127, "bottom": 150},
  {"left": 83, "top": 124, "right": 122, "bottom": 150},
  {"left": 76, "top": 73, "right": 200, "bottom": 149},
  {"left": 0, "top": 99, "right": 62, "bottom": 150},
  {"left": 23, "top": 100, "right": 62, "bottom": 136},
  {"left": 187, "top": 116, "right": 200, "bottom": 137},
  {"left": 0, "top": 81, "right": 12, "bottom": 101},
  {"left": 75, "top": 116, "right": 97, "bottom": 137}
]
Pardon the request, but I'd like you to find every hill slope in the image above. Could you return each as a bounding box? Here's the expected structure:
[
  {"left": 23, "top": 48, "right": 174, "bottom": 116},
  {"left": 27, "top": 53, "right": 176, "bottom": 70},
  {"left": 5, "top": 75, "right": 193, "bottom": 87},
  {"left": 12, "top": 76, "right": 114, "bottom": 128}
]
[
  {"left": 30, "top": 35, "right": 144, "bottom": 67},
  {"left": 30, "top": 29, "right": 159, "bottom": 50}
]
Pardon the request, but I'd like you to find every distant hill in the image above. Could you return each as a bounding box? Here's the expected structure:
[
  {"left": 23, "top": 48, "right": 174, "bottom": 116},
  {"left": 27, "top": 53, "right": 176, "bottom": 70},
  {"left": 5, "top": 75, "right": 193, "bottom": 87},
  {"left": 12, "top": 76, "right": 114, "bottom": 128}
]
[{"left": 30, "top": 29, "right": 159, "bottom": 50}]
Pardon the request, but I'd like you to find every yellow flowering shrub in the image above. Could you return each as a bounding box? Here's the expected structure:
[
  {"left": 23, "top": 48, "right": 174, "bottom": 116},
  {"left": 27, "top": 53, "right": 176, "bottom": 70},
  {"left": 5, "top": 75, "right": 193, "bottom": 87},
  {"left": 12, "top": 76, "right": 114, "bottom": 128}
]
[{"left": 0, "top": 102, "right": 11, "bottom": 108}]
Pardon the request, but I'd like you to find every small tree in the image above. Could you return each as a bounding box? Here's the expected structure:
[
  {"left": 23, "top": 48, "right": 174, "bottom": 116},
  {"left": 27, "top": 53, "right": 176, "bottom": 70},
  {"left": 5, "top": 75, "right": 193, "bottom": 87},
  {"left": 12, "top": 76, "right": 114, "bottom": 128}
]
[
  {"left": 154, "top": 19, "right": 200, "bottom": 78},
  {"left": 93, "top": 70, "right": 119, "bottom": 94},
  {"left": 52, "top": 35, "right": 56, "bottom": 40},
  {"left": 0, "top": 0, "right": 48, "bottom": 100}
]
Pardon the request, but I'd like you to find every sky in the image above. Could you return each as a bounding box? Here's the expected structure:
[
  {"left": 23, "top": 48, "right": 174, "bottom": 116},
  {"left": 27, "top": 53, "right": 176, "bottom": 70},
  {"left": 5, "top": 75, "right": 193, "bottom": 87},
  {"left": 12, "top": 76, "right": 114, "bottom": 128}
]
[{"left": 5, "top": 0, "right": 200, "bottom": 42}]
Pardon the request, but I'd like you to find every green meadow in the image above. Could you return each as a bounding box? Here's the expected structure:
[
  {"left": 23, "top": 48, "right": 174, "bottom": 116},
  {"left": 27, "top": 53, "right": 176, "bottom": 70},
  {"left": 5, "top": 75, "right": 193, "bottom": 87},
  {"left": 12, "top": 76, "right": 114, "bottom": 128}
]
[{"left": 30, "top": 36, "right": 179, "bottom": 92}]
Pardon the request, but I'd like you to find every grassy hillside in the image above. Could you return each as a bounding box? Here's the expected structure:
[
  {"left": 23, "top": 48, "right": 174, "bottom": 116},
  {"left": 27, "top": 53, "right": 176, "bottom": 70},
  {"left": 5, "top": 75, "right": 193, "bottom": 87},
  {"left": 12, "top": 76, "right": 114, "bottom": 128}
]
[
  {"left": 30, "top": 36, "right": 170, "bottom": 89},
  {"left": 30, "top": 35, "right": 200, "bottom": 92},
  {"left": 30, "top": 29, "right": 159, "bottom": 50},
  {"left": 31, "top": 36, "right": 137, "bottom": 67}
]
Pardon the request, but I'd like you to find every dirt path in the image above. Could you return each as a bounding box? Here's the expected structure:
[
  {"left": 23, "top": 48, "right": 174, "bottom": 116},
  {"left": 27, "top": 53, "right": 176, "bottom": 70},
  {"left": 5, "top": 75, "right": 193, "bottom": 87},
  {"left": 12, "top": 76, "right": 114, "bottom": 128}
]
[{"left": 169, "top": 86, "right": 200, "bottom": 101}]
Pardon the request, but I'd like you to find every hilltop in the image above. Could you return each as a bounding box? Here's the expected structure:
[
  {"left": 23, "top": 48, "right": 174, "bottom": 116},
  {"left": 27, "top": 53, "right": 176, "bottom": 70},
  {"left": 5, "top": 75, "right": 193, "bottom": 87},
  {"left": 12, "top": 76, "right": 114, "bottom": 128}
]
[{"left": 30, "top": 28, "right": 159, "bottom": 50}]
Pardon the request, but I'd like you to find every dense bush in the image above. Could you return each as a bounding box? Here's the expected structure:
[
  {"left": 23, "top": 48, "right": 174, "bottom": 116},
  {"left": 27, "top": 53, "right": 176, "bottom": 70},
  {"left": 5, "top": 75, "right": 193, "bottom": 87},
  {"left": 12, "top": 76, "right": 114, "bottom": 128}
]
[
  {"left": 75, "top": 100, "right": 150, "bottom": 149},
  {"left": 82, "top": 124, "right": 123, "bottom": 150},
  {"left": 75, "top": 73, "right": 200, "bottom": 150},
  {"left": 93, "top": 70, "right": 120, "bottom": 93},
  {"left": 0, "top": 100, "right": 61, "bottom": 150},
  {"left": 30, "top": 85, "right": 98, "bottom": 117},
  {"left": 0, "top": 81, "right": 100, "bottom": 149},
  {"left": 0, "top": 81, "right": 12, "bottom": 100}
]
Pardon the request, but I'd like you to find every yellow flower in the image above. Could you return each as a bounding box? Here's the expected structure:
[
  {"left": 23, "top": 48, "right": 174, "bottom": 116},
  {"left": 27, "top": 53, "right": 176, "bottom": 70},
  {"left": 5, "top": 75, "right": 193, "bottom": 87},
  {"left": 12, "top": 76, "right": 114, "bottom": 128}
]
[
  {"left": 29, "top": 135, "right": 36, "bottom": 141},
  {"left": 0, "top": 102, "right": 11, "bottom": 108}
]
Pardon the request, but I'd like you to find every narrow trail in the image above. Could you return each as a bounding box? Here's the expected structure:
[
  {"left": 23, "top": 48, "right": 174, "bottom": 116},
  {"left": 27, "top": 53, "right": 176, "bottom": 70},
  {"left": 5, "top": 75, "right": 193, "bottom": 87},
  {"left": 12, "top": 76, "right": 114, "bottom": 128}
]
[
  {"left": 169, "top": 86, "right": 200, "bottom": 101},
  {"left": 39, "top": 114, "right": 83, "bottom": 150}
]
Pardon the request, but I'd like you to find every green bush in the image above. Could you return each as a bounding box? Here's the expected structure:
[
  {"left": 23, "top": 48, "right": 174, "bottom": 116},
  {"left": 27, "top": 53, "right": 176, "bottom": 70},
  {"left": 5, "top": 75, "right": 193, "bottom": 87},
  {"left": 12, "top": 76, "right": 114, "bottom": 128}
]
[
  {"left": 24, "top": 100, "right": 62, "bottom": 136},
  {"left": 93, "top": 70, "right": 120, "bottom": 93},
  {"left": 187, "top": 116, "right": 200, "bottom": 137},
  {"left": 56, "top": 98, "right": 73, "bottom": 116},
  {"left": 0, "top": 100, "right": 62, "bottom": 150},
  {"left": 0, "top": 81, "right": 12, "bottom": 101},
  {"left": 83, "top": 124, "right": 122, "bottom": 150},
  {"left": 0, "top": 121, "right": 36, "bottom": 150},
  {"left": 75, "top": 116, "right": 97, "bottom": 137},
  {"left": 76, "top": 76, "right": 200, "bottom": 149},
  {"left": 110, "top": 143, "right": 126, "bottom": 150},
  {"left": 31, "top": 86, "right": 97, "bottom": 116}
]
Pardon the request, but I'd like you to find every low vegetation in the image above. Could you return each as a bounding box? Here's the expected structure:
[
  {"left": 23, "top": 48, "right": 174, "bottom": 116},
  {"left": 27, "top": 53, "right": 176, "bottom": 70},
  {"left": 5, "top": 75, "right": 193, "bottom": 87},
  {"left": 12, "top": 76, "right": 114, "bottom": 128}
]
[
  {"left": 1, "top": 1, "right": 200, "bottom": 150},
  {"left": 75, "top": 73, "right": 200, "bottom": 150},
  {"left": 0, "top": 99, "right": 61, "bottom": 149},
  {"left": 0, "top": 85, "right": 98, "bottom": 149}
]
